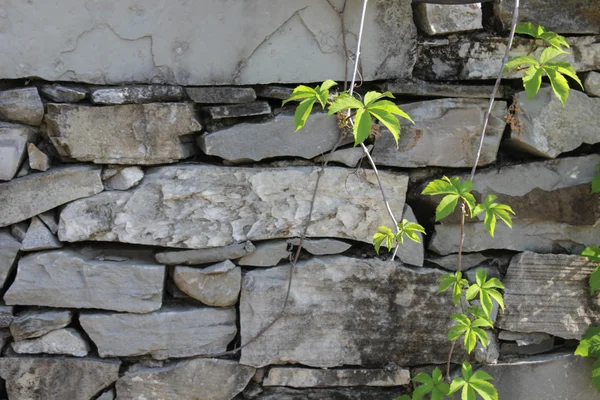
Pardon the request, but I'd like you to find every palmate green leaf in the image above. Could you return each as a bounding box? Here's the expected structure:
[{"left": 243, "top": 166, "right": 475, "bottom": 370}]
[
  {"left": 582, "top": 246, "right": 600, "bottom": 263},
  {"left": 539, "top": 31, "right": 570, "bottom": 50},
  {"left": 544, "top": 67, "right": 571, "bottom": 106},
  {"left": 373, "top": 225, "right": 395, "bottom": 254},
  {"left": 284, "top": 81, "right": 338, "bottom": 131},
  {"left": 368, "top": 100, "right": 414, "bottom": 124},
  {"left": 589, "top": 266, "right": 600, "bottom": 295},
  {"left": 472, "top": 194, "right": 515, "bottom": 237},
  {"left": 575, "top": 327, "right": 600, "bottom": 357},
  {"left": 363, "top": 90, "right": 394, "bottom": 106},
  {"left": 539, "top": 47, "right": 568, "bottom": 64},
  {"left": 448, "top": 313, "right": 487, "bottom": 354},
  {"left": 412, "top": 367, "right": 450, "bottom": 400},
  {"left": 422, "top": 177, "right": 458, "bottom": 196},
  {"left": 449, "top": 362, "right": 498, "bottom": 400},
  {"left": 435, "top": 194, "right": 459, "bottom": 222},
  {"left": 465, "top": 269, "right": 505, "bottom": 317},
  {"left": 515, "top": 22, "right": 569, "bottom": 50},
  {"left": 515, "top": 22, "right": 538, "bottom": 37},
  {"left": 369, "top": 107, "right": 401, "bottom": 146},
  {"left": 438, "top": 272, "right": 469, "bottom": 307},
  {"left": 504, "top": 55, "right": 539, "bottom": 71},
  {"left": 396, "top": 219, "right": 426, "bottom": 244},
  {"left": 293, "top": 98, "right": 317, "bottom": 131},
  {"left": 545, "top": 61, "right": 583, "bottom": 89},
  {"left": 592, "top": 358, "right": 600, "bottom": 393},
  {"left": 320, "top": 79, "right": 338, "bottom": 91},
  {"left": 327, "top": 94, "right": 363, "bottom": 115},
  {"left": 422, "top": 176, "right": 476, "bottom": 221},
  {"left": 368, "top": 99, "right": 414, "bottom": 147},
  {"left": 282, "top": 85, "right": 318, "bottom": 106},
  {"left": 354, "top": 107, "right": 372, "bottom": 146},
  {"left": 523, "top": 65, "right": 543, "bottom": 100}
]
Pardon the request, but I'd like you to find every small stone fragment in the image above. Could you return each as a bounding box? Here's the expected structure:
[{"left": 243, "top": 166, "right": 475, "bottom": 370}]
[
  {"left": 264, "top": 367, "right": 410, "bottom": 387},
  {"left": 426, "top": 253, "right": 512, "bottom": 272},
  {"left": 314, "top": 145, "right": 370, "bottom": 167},
  {"left": 255, "top": 86, "right": 293, "bottom": 100},
  {"left": 102, "top": 166, "right": 144, "bottom": 190},
  {"left": 16, "top": 161, "right": 31, "bottom": 177},
  {"left": 0, "top": 87, "right": 44, "bottom": 126},
  {"left": 396, "top": 205, "right": 424, "bottom": 267},
  {"left": 201, "top": 101, "right": 271, "bottom": 119},
  {"left": 498, "top": 331, "right": 553, "bottom": 346},
  {"left": 186, "top": 87, "right": 256, "bottom": 103},
  {"left": 91, "top": 85, "right": 184, "bottom": 104},
  {"left": 238, "top": 241, "right": 289, "bottom": 267},
  {"left": 0, "top": 122, "right": 37, "bottom": 181},
  {"left": 21, "top": 216, "right": 62, "bottom": 251},
  {"left": 0, "top": 228, "right": 20, "bottom": 288},
  {"left": 156, "top": 241, "right": 256, "bottom": 265},
  {"left": 12, "top": 327, "right": 90, "bottom": 357},
  {"left": 174, "top": 260, "right": 241, "bottom": 307},
  {"left": 414, "top": 3, "right": 482, "bottom": 35},
  {"left": 584, "top": 71, "right": 600, "bottom": 97},
  {"left": 39, "top": 84, "right": 87, "bottom": 103},
  {"left": 10, "top": 221, "right": 28, "bottom": 241},
  {"left": 287, "top": 238, "right": 352, "bottom": 256},
  {"left": 27, "top": 142, "right": 50, "bottom": 171},
  {"left": 9, "top": 309, "right": 72, "bottom": 341},
  {"left": 0, "top": 305, "right": 13, "bottom": 328},
  {"left": 38, "top": 210, "right": 58, "bottom": 234}
]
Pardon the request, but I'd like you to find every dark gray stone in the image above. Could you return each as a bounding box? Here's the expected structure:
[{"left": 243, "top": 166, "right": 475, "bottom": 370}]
[
  {"left": 39, "top": 84, "right": 87, "bottom": 103},
  {"left": 384, "top": 79, "right": 510, "bottom": 99},
  {"left": 201, "top": 101, "right": 271, "bottom": 119},
  {"left": 264, "top": 367, "right": 410, "bottom": 387},
  {"left": 0, "top": 305, "right": 13, "bottom": 328},
  {"left": 186, "top": 87, "right": 256, "bottom": 103},
  {"left": 0, "top": 88, "right": 44, "bottom": 126},
  {"left": 0, "top": 228, "right": 20, "bottom": 288},
  {"left": 255, "top": 86, "right": 293, "bottom": 100},
  {"left": 257, "top": 387, "right": 409, "bottom": 400},
  {"left": 91, "top": 85, "right": 184, "bottom": 104}
]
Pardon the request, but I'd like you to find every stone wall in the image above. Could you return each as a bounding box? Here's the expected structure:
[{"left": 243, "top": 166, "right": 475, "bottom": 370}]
[{"left": 0, "top": 1, "right": 599, "bottom": 399}]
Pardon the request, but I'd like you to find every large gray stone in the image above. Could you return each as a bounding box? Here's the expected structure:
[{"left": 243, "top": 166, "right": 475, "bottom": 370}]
[
  {"left": 414, "top": 3, "right": 482, "bottom": 35},
  {"left": 372, "top": 99, "right": 506, "bottom": 168},
  {"left": 21, "top": 216, "right": 62, "bottom": 251},
  {"left": 0, "top": 88, "right": 44, "bottom": 126},
  {"left": 505, "top": 88, "right": 600, "bottom": 158},
  {"left": 264, "top": 367, "right": 410, "bottom": 387},
  {"left": 10, "top": 309, "right": 73, "bottom": 341},
  {"left": 585, "top": 71, "right": 600, "bottom": 96},
  {"left": 497, "top": 252, "right": 600, "bottom": 339},
  {"left": 80, "top": 306, "right": 236, "bottom": 359},
  {"left": 0, "top": 357, "right": 120, "bottom": 400},
  {"left": 384, "top": 79, "right": 510, "bottom": 99},
  {"left": 116, "top": 358, "right": 255, "bottom": 400},
  {"left": 12, "top": 328, "right": 90, "bottom": 357},
  {"left": 0, "top": 1, "right": 416, "bottom": 85},
  {"left": 5, "top": 249, "right": 165, "bottom": 313},
  {"left": 200, "top": 113, "right": 341, "bottom": 163},
  {"left": 186, "top": 87, "right": 256, "bottom": 104},
  {"left": 156, "top": 241, "right": 256, "bottom": 265},
  {"left": 240, "top": 256, "right": 466, "bottom": 368},
  {"left": 173, "top": 260, "right": 241, "bottom": 307},
  {"left": 45, "top": 103, "right": 201, "bottom": 165},
  {"left": 39, "top": 84, "right": 87, "bottom": 103},
  {"left": 59, "top": 165, "right": 408, "bottom": 248},
  {"left": 0, "top": 165, "right": 103, "bottom": 227},
  {"left": 91, "top": 85, "right": 184, "bottom": 104},
  {"left": 0, "top": 122, "right": 37, "bottom": 181},
  {"left": 0, "top": 228, "right": 20, "bottom": 288}
]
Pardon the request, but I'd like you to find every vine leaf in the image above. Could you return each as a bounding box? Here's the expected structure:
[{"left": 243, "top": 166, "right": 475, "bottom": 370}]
[
  {"left": 592, "top": 359, "right": 600, "bottom": 393},
  {"left": 472, "top": 194, "right": 515, "bottom": 237},
  {"left": 465, "top": 269, "right": 505, "bottom": 318},
  {"left": 373, "top": 226, "right": 395, "bottom": 255},
  {"left": 411, "top": 367, "right": 450, "bottom": 400},
  {"left": 592, "top": 163, "right": 600, "bottom": 194},
  {"left": 449, "top": 361, "right": 498, "bottom": 400},
  {"left": 438, "top": 272, "right": 469, "bottom": 306},
  {"left": 515, "top": 22, "right": 569, "bottom": 50},
  {"left": 422, "top": 176, "right": 476, "bottom": 221},
  {"left": 282, "top": 80, "right": 338, "bottom": 131},
  {"left": 396, "top": 219, "right": 426, "bottom": 244},
  {"left": 575, "top": 327, "right": 600, "bottom": 358},
  {"left": 583, "top": 246, "right": 600, "bottom": 263},
  {"left": 448, "top": 312, "right": 492, "bottom": 354},
  {"left": 582, "top": 246, "right": 600, "bottom": 294}
]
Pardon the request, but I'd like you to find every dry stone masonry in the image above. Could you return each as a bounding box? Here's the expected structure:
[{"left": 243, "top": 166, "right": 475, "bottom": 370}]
[{"left": 0, "top": 1, "right": 598, "bottom": 400}]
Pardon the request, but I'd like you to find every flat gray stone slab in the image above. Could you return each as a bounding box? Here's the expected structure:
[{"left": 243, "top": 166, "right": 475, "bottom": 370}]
[
  {"left": 156, "top": 241, "right": 256, "bottom": 265},
  {"left": 10, "top": 309, "right": 72, "bottom": 341},
  {"left": 39, "top": 84, "right": 87, "bottom": 102},
  {"left": 0, "top": 88, "right": 44, "bottom": 126},
  {"left": 384, "top": 79, "right": 510, "bottom": 99},
  {"left": 174, "top": 260, "right": 241, "bottom": 307},
  {"left": 264, "top": 367, "right": 410, "bottom": 387},
  {"left": 12, "top": 328, "right": 90, "bottom": 357},
  {"left": 201, "top": 101, "right": 271, "bottom": 119},
  {"left": 186, "top": 87, "right": 256, "bottom": 103},
  {"left": 91, "top": 85, "right": 184, "bottom": 104}
]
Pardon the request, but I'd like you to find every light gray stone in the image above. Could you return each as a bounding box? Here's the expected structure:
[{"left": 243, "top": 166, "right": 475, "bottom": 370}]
[
  {"left": 16, "top": 160, "right": 31, "bottom": 177},
  {"left": 372, "top": 99, "right": 506, "bottom": 168},
  {"left": 116, "top": 358, "right": 255, "bottom": 400},
  {"left": 91, "top": 85, "right": 184, "bottom": 104},
  {"left": 239, "top": 241, "right": 289, "bottom": 267},
  {"left": 10, "top": 309, "right": 72, "bottom": 341},
  {"left": 414, "top": 3, "right": 482, "bottom": 35},
  {"left": 39, "top": 84, "right": 87, "bottom": 103},
  {"left": 12, "top": 328, "right": 90, "bottom": 357},
  {"left": 38, "top": 210, "right": 58, "bottom": 234},
  {"left": 240, "top": 256, "right": 467, "bottom": 368},
  {"left": 585, "top": 71, "right": 600, "bottom": 96},
  {"left": 45, "top": 103, "right": 201, "bottom": 165},
  {"left": 255, "top": 86, "right": 293, "bottom": 100},
  {"left": 498, "top": 331, "right": 553, "bottom": 346},
  {"left": 156, "top": 241, "right": 256, "bottom": 265},
  {"left": 201, "top": 113, "right": 341, "bottom": 163},
  {"left": 102, "top": 166, "right": 144, "bottom": 190},
  {"left": 21, "top": 217, "right": 62, "bottom": 251},
  {"left": 0, "top": 165, "right": 104, "bottom": 227},
  {"left": 474, "top": 332, "right": 499, "bottom": 364},
  {"left": 314, "top": 145, "right": 370, "bottom": 167},
  {"left": 505, "top": 88, "right": 600, "bottom": 158},
  {"left": 80, "top": 306, "right": 237, "bottom": 359},
  {"left": 0, "top": 228, "right": 20, "bottom": 288},
  {"left": 396, "top": 205, "right": 424, "bottom": 267},
  {"left": 498, "top": 252, "right": 600, "bottom": 339},
  {"left": 174, "top": 260, "right": 241, "bottom": 307},
  {"left": 0, "top": 305, "right": 13, "bottom": 328},
  {"left": 0, "top": 1, "right": 416, "bottom": 85},
  {"left": 257, "top": 387, "right": 408, "bottom": 399},
  {"left": 0, "top": 122, "right": 37, "bottom": 181},
  {"left": 264, "top": 368, "right": 410, "bottom": 388},
  {"left": 97, "top": 388, "right": 115, "bottom": 400},
  {"left": 27, "top": 143, "right": 50, "bottom": 171},
  {"left": 59, "top": 165, "right": 408, "bottom": 248},
  {"left": 0, "top": 357, "right": 120, "bottom": 400},
  {"left": 186, "top": 87, "right": 256, "bottom": 104},
  {"left": 5, "top": 249, "right": 165, "bottom": 313},
  {"left": 0, "top": 88, "right": 44, "bottom": 126},
  {"left": 287, "top": 238, "right": 352, "bottom": 256},
  {"left": 202, "top": 101, "right": 271, "bottom": 119}
]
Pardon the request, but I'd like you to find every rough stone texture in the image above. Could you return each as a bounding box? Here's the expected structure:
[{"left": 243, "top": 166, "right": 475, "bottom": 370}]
[
  {"left": 5, "top": 249, "right": 165, "bottom": 313},
  {"left": 201, "top": 101, "right": 271, "bottom": 120},
  {"left": 585, "top": 71, "right": 600, "bottom": 96},
  {"left": 396, "top": 205, "right": 424, "bottom": 267},
  {"left": 415, "top": 36, "right": 600, "bottom": 80},
  {"left": 173, "top": 260, "right": 241, "bottom": 307},
  {"left": 102, "top": 166, "right": 144, "bottom": 190},
  {"left": 474, "top": 332, "right": 500, "bottom": 364},
  {"left": 239, "top": 241, "right": 289, "bottom": 267},
  {"left": 0, "top": 88, "right": 44, "bottom": 126},
  {"left": 255, "top": 86, "right": 293, "bottom": 100},
  {"left": 0, "top": 122, "right": 37, "bottom": 181},
  {"left": 0, "top": 165, "right": 103, "bottom": 227},
  {"left": 0, "top": 229, "right": 20, "bottom": 288},
  {"left": 0, "top": 305, "right": 13, "bottom": 328},
  {"left": 45, "top": 103, "right": 201, "bottom": 165},
  {"left": 426, "top": 253, "right": 512, "bottom": 272},
  {"left": 81, "top": 306, "right": 236, "bottom": 359},
  {"left": 97, "top": 388, "right": 116, "bottom": 400},
  {"left": 38, "top": 211, "right": 59, "bottom": 234},
  {"left": 495, "top": 0, "right": 600, "bottom": 34},
  {"left": 0, "top": 357, "right": 120, "bottom": 400},
  {"left": 0, "top": 2, "right": 416, "bottom": 85},
  {"left": 314, "top": 145, "right": 370, "bottom": 167},
  {"left": 372, "top": 99, "right": 506, "bottom": 168},
  {"left": 39, "top": 84, "right": 87, "bottom": 103},
  {"left": 505, "top": 88, "right": 600, "bottom": 158},
  {"left": 27, "top": 143, "right": 50, "bottom": 171},
  {"left": 240, "top": 256, "right": 466, "bottom": 368},
  {"left": 498, "top": 331, "right": 553, "bottom": 346},
  {"left": 384, "top": 79, "right": 509, "bottom": 99},
  {"left": 500, "top": 337, "right": 555, "bottom": 357},
  {"left": 59, "top": 165, "right": 408, "bottom": 248},
  {"left": 201, "top": 113, "right": 341, "bottom": 163},
  {"left": 91, "top": 85, "right": 184, "bottom": 104},
  {"left": 116, "top": 358, "right": 255, "bottom": 400},
  {"left": 0, "top": 328, "right": 10, "bottom": 350},
  {"left": 497, "top": 252, "right": 600, "bottom": 339},
  {"left": 12, "top": 328, "right": 90, "bottom": 357},
  {"left": 10, "top": 309, "right": 72, "bottom": 341},
  {"left": 287, "top": 238, "right": 352, "bottom": 256},
  {"left": 257, "top": 387, "right": 408, "bottom": 399},
  {"left": 414, "top": 4, "right": 482, "bottom": 35},
  {"left": 186, "top": 87, "right": 256, "bottom": 104},
  {"left": 156, "top": 241, "right": 256, "bottom": 265},
  {"left": 21, "top": 216, "right": 62, "bottom": 251},
  {"left": 264, "top": 368, "right": 410, "bottom": 387}
]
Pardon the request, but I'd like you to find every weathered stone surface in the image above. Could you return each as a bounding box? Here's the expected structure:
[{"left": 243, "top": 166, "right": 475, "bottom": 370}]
[
  {"left": 27, "top": 143, "right": 50, "bottom": 171},
  {"left": 5, "top": 249, "right": 165, "bottom": 313},
  {"left": 384, "top": 79, "right": 509, "bottom": 99},
  {"left": 497, "top": 252, "right": 600, "bottom": 339},
  {"left": 240, "top": 256, "right": 465, "bottom": 368},
  {"left": 39, "top": 84, "right": 87, "bottom": 103},
  {"left": 264, "top": 368, "right": 410, "bottom": 387},
  {"left": 0, "top": 305, "right": 13, "bottom": 328},
  {"left": 156, "top": 241, "right": 256, "bottom": 265},
  {"left": 372, "top": 99, "right": 506, "bottom": 168},
  {"left": 0, "top": 122, "right": 37, "bottom": 181},
  {"left": 21, "top": 217, "right": 62, "bottom": 251},
  {"left": 45, "top": 103, "right": 201, "bottom": 165},
  {"left": 426, "top": 253, "right": 512, "bottom": 272},
  {"left": 91, "top": 85, "right": 184, "bottom": 104},
  {"left": 239, "top": 241, "right": 289, "bottom": 267},
  {"left": 10, "top": 309, "right": 72, "bottom": 341},
  {"left": 201, "top": 113, "right": 341, "bottom": 163},
  {"left": 0, "top": 229, "right": 20, "bottom": 288},
  {"left": 0, "top": 88, "right": 44, "bottom": 126},
  {"left": 585, "top": 71, "right": 600, "bottom": 96},
  {"left": 38, "top": 211, "right": 58, "bottom": 234},
  {"left": 257, "top": 387, "right": 408, "bottom": 399},
  {"left": 102, "top": 166, "right": 144, "bottom": 190},
  {"left": 0, "top": 357, "right": 120, "bottom": 400},
  {"left": 287, "top": 238, "right": 352, "bottom": 256},
  {"left": 314, "top": 145, "right": 370, "bottom": 168},
  {"left": 474, "top": 332, "right": 500, "bottom": 364},
  {"left": 97, "top": 388, "right": 115, "bottom": 400},
  {"left": 174, "top": 260, "right": 241, "bottom": 307},
  {"left": 498, "top": 331, "right": 553, "bottom": 346},
  {"left": 116, "top": 358, "right": 255, "bottom": 400},
  {"left": 59, "top": 165, "right": 408, "bottom": 248},
  {"left": 255, "top": 86, "right": 293, "bottom": 100},
  {"left": 495, "top": 0, "right": 600, "bottom": 34},
  {"left": 396, "top": 205, "right": 424, "bottom": 267},
  {"left": 414, "top": 3, "right": 482, "bottom": 35},
  {"left": 186, "top": 87, "right": 256, "bottom": 104},
  {"left": 202, "top": 101, "right": 271, "bottom": 120},
  {"left": 80, "top": 306, "right": 236, "bottom": 359},
  {"left": 505, "top": 88, "right": 600, "bottom": 158},
  {"left": 0, "top": 2, "right": 416, "bottom": 85},
  {"left": 12, "top": 328, "right": 90, "bottom": 357},
  {"left": 415, "top": 36, "right": 600, "bottom": 80},
  {"left": 0, "top": 165, "right": 103, "bottom": 227},
  {"left": 500, "top": 337, "right": 554, "bottom": 357}
]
